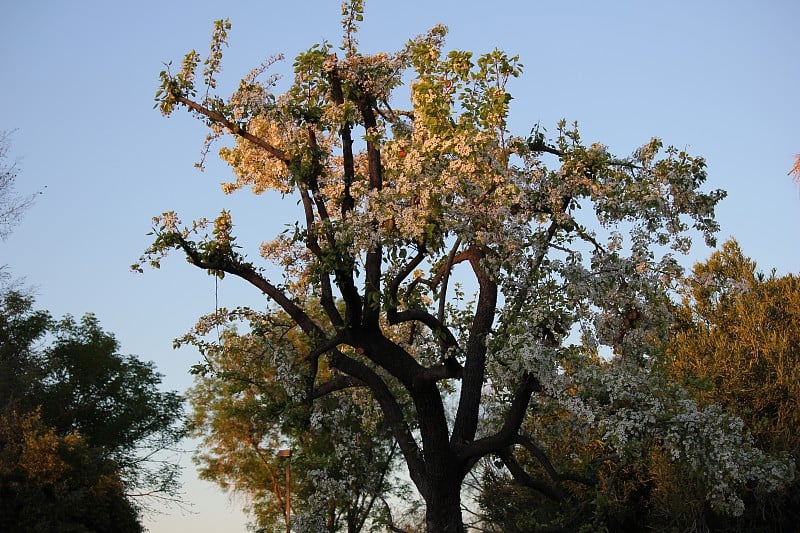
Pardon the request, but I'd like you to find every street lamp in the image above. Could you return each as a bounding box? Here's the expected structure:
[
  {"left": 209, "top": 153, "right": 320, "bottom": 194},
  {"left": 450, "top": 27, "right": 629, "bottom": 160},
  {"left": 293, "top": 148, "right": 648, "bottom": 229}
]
[{"left": 277, "top": 449, "right": 291, "bottom": 533}]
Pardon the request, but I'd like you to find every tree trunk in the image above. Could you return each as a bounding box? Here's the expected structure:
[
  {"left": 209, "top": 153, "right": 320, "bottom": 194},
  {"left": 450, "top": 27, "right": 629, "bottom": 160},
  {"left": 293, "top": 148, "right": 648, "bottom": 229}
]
[{"left": 424, "top": 482, "right": 465, "bottom": 533}]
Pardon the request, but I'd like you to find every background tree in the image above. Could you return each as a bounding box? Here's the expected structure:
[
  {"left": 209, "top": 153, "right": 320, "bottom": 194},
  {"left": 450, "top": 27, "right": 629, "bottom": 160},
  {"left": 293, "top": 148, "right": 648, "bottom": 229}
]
[
  {"left": 0, "top": 131, "right": 38, "bottom": 291},
  {"left": 666, "top": 239, "right": 800, "bottom": 530},
  {"left": 0, "top": 408, "right": 142, "bottom": 533},
  {"left": 137, "top": 4, "right": 791, "bottom": 530},
  {"left": 0, "top": 290, "right": 185, "bottom": 530},
  {"left": 0, "top": 131, "right": 36, "bottom": 242},
  {"left": 183, "top": 308, "right": 404, "bottom": 532}
]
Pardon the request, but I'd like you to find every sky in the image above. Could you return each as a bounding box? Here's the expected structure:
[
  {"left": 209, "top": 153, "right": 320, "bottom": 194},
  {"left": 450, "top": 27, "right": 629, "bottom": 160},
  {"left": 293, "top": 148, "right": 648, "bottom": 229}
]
[{"left": 1, "top": 1, "right": 798, "bottom": 531}]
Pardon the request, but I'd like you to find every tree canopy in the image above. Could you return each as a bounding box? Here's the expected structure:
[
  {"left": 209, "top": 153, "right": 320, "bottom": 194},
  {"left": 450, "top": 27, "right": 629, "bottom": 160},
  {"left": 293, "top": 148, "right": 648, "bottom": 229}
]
[
  {"left": 665, "top": 240, "right": 800, "bottom": 530},
  {"left": 0, "top": 291, "right": 185, "bottom": 531},
  {"left": 138, "top": 3, "right": 792, "bottom": 530}
]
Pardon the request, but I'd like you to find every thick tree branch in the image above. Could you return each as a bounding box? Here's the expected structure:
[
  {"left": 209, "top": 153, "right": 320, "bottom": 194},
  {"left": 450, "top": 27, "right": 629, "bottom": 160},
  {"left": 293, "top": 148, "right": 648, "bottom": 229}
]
[
  {"left": 328, "top": 349, "right": 427, "bottom": 493},
  {"left": 311, "top": 375, "right": 365, "bottom": 398},
  {"left": 451, "top": 246, "right": 498, "bottom": 445},
  {"left": 175, "top": 234, "right": 324, "bottom": 339},
  {"left": 354, "top": 329, "right": 424, "bottom": 390},
  {"left": 304, "top": 125, "right": 335, "bottom": 229},
  {"left": 456, "top": 373, "right": 541, "bottom": 460},
  {"left": 325, "top": 57, "right": 356, "bottom": 215},
  {"left": 497, "top": 448, "right": 565, "bottom": 501},
  {"left": 356, "top": 92, "right": 383, "bottom": 330},
  {"left": 388, "top": 308, "right": 460, "bottom": 361}
]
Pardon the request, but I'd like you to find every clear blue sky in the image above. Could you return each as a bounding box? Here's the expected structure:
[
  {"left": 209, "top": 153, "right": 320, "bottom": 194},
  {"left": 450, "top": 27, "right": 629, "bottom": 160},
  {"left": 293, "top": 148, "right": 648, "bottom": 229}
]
[{"left": 2, "top": 1, "right": 798, "bottom": 531}]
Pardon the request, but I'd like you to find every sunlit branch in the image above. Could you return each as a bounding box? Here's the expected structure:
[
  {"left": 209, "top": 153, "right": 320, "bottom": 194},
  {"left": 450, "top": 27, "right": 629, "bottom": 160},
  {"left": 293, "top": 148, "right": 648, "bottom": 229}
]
[
  {"left": 174, "top": 94, "right": 288, "bottom": 162},
  {"left": 248, "top": 434, "right": 287, "bottom": 516}
]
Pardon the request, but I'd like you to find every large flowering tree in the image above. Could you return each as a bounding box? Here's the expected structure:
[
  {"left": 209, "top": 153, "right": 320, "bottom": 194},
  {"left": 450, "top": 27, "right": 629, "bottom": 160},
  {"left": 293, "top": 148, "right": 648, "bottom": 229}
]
[{"left": 137, "top": 4, "right": 791, "bottom": 531}]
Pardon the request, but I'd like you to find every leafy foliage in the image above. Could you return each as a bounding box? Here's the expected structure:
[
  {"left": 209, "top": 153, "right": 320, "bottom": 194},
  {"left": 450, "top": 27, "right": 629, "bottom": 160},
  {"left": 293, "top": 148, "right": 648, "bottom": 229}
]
[
  {"left": 479, "top": 242, "right": 800, "bottom": 531},
  {"left": 0, "top": 291, "right": 185, "bottom": 529},
  {"left": 183, "top": 308, "right": 404, "bottom": 532},
  {"left": 0, "top": 408, "right": 142, "bottom": 533},
  {"left": 666, "top": 239, "right": 800, "bottom": 530}
]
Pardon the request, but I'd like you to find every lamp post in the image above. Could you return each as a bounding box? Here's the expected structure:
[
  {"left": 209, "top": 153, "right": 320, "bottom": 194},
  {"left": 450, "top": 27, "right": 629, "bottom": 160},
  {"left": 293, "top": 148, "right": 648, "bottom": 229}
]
[{"left": 277, "top": 449, "right": 291, "bottom": 533}]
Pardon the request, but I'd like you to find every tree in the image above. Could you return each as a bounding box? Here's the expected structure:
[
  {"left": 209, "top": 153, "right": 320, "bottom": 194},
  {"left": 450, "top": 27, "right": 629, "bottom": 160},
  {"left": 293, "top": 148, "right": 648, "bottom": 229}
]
[
  {"left": 666, "top": 239, "right": 800, "bottom": 530},
  {"left": 475, "top": 356, "right": 792, "bottom": 532},
  {"left": 0, "top": 407, "right": 142, "bottom": 533},
  {"left": 0, "top": 131, "right": 36, "bottom": 242},
  {"left": 137, "top": 4, "right": 790, "bottom": 530},
  {"left": 0, "top": 131, "right": 38, "bottom": 290},
  {"left": 41, "top": 312, "right": 186, "bottom": 503},
  {"left": 183, "top": 310, "right": 404, "bottom": 531},
  {"left": 0, "top": 291, "right": 185, "bottom": 529}
]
